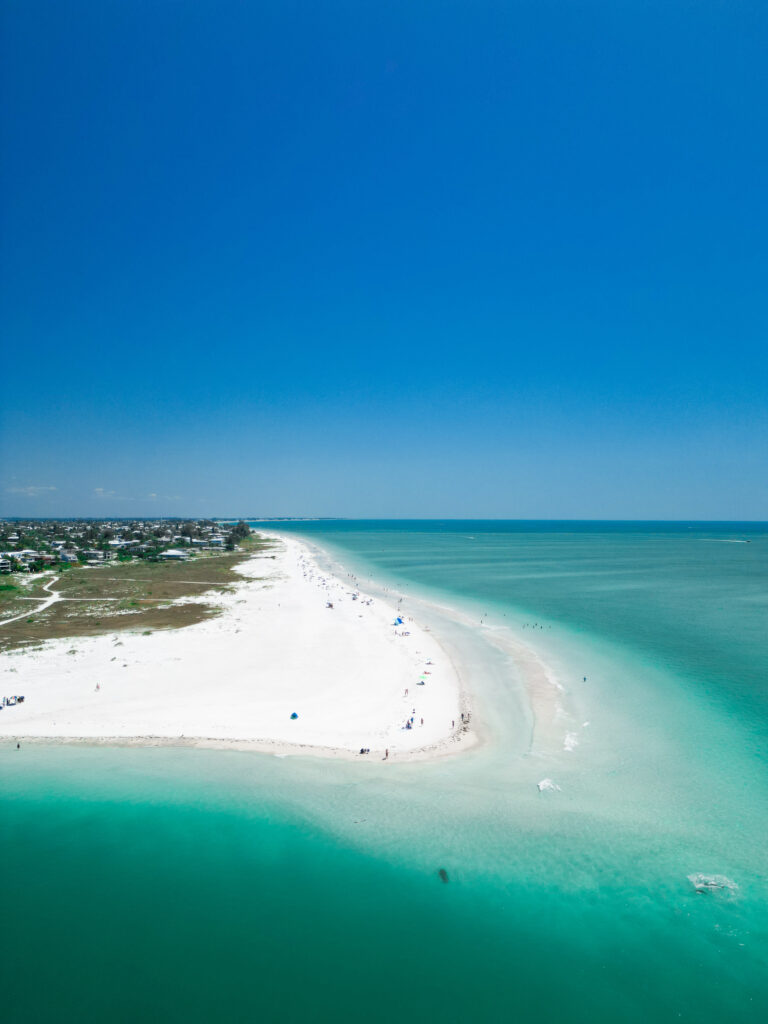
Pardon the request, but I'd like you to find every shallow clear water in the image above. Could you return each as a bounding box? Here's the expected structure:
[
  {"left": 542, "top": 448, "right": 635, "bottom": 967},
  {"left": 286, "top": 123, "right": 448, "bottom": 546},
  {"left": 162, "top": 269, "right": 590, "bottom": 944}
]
[{"left": 2, "top": 522, "right": 766, "bottom": 1022}]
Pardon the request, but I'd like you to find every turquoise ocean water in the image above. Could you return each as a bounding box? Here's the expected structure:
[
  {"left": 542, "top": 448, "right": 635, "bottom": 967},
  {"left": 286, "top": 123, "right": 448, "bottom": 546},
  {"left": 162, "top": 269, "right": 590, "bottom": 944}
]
[{"left": 2, "top": 522, "right": 766, "bottom": 1022}]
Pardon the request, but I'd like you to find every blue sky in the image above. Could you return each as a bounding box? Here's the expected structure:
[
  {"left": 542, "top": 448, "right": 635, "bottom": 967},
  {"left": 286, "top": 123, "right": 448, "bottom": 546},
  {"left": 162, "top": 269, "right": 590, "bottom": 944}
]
[{"left": 1, "top": 0, "right": 766, "bottom": 518}]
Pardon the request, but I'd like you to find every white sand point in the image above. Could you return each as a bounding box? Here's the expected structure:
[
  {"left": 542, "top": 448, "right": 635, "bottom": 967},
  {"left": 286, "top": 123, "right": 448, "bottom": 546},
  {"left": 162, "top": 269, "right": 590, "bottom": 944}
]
[{"left": 0, "top": 535, "right": 467, "bottom": 762}]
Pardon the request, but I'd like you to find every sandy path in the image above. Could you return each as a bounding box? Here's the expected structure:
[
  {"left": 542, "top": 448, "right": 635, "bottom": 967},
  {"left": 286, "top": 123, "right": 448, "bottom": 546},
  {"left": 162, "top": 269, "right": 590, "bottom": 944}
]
[{"left": 0, "top": 576, "right": 63, "bottom": 626}]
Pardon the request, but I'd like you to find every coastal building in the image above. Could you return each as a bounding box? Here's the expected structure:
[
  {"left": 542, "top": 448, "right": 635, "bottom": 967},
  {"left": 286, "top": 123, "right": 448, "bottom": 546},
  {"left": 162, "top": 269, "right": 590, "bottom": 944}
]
[{"left": 159, "top": 548, "right": 188, "bottom": 560}]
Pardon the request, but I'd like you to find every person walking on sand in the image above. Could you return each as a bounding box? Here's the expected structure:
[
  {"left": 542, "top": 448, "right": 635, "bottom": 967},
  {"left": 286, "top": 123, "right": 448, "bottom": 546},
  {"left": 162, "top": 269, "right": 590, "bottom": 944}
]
[{"left": 384, "top": 748, "right": 389, "bottom": 760}]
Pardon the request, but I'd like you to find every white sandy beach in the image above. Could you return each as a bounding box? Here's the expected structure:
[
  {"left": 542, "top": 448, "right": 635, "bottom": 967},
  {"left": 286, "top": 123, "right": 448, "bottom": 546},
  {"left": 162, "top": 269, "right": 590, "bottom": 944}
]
[{"left": 0, "top": 535, "right": 469, "bottom": 760}]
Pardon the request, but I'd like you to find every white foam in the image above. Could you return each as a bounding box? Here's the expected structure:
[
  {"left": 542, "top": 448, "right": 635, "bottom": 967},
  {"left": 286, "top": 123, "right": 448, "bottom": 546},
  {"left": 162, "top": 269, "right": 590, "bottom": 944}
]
[
  {"left": 537, "top": 778, "right": 561, "bottom": 793},
  {"left": 564, "top": 731, "right": 579, "bottom": 751}
]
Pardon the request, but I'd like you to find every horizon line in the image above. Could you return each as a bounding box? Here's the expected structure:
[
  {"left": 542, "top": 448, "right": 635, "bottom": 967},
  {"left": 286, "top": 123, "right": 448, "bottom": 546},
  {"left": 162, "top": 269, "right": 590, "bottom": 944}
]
[{"left": 1, "top": 515, "right": 767, "bottom": 525}]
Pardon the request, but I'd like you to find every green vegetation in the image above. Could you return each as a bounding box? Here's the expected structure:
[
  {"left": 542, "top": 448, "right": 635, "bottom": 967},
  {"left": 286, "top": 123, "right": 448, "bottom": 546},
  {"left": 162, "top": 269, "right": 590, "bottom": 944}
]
[
  {"left": 0, "top": 517, "right": 252, "bottom": 572},
  {"left": 0, "top": 532, "right": 274, "bottom": 653}
]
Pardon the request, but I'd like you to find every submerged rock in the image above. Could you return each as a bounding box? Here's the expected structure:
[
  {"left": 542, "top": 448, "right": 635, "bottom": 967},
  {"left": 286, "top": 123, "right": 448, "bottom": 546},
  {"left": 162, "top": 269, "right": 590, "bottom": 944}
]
[{"left": 438, "top": 868, "right": 449, "bottom": 883}]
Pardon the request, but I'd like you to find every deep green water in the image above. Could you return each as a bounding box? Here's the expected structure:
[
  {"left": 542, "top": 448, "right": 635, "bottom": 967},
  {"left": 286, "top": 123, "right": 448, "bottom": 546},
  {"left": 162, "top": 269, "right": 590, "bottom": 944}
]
[{"left": 2, "top": 522, "right": 767, "bottom": 1022}]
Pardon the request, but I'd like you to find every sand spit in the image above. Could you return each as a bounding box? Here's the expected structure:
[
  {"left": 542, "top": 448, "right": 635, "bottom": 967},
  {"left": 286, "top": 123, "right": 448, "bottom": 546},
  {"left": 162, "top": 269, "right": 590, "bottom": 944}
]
[{"left": 0, "top": 536, "right": 472, "bottom": 761}]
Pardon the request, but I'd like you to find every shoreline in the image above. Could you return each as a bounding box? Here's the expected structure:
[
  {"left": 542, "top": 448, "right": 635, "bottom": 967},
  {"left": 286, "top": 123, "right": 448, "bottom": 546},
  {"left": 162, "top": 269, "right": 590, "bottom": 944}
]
[
  {"left": 1, "top": 534, "right": 477, "bottom": 763},
  {"left": 283, "top": 530, "right": 573, "bottom": 758},
  {"left": 6, "top": 729, "right": 473, "bottom": 763},
  {"left": 2, "top": 530, "right": 575, "bottom": 765}
]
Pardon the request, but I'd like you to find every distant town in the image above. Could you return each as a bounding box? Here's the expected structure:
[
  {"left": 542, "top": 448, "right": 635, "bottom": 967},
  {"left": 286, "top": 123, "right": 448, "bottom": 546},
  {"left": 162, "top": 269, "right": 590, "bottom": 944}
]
[{"left": 0, "top": 519, "right": 252, "bottom": 574}]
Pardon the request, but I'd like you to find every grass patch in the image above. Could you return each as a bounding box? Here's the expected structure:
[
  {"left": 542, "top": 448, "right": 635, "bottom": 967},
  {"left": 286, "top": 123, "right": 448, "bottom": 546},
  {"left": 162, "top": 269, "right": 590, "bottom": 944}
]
[{"left": 0, "top": 534, "right": 274, "bottom": 653}]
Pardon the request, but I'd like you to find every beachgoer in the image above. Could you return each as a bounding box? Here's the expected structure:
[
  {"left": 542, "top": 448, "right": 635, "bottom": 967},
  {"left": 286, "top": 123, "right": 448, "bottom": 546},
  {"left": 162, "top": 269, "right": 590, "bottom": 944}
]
[{"left": 384, "top": 748, "right": 389, "bottom": 760}]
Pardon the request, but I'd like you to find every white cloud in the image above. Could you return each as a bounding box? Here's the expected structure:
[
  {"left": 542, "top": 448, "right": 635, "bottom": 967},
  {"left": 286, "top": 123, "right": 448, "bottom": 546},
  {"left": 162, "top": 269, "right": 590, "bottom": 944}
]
[
  {"left": 88, "top": 488, "right": 183, "bottom": 504},
  {"left": 4, "top": 484, "right": 57, "bottom": 497},
  {"left": 91, "top": 489, "right": 182, "bottom": 503}
]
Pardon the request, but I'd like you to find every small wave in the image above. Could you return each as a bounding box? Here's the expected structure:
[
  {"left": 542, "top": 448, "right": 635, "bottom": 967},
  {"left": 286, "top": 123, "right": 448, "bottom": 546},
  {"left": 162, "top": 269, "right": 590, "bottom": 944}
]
[
  {"left": 564, "top": 731, "right": 579, "bottom": 751},
  {"left": 688, "top": 873, "right": 738, "bottom": 894},
  {"left": 537, "top": 778, "right": 561, "bottom": 793}
]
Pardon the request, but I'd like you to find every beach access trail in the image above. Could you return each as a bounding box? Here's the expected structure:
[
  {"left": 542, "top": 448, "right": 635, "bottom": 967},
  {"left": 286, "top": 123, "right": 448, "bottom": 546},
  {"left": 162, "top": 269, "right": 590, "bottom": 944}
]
[
  {"left": 1, "top": 576, "right": 64, "bottom": 626},
  {"left": 0, "top": 536, "right": 467, "bottom": 761}
]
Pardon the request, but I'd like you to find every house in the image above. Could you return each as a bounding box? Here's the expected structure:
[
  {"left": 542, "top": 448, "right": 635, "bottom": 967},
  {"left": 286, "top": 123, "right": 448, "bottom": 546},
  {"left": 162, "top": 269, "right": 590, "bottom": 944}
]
[
  {"left": 159, "top": 548, "right": 188, "bottom": 561},
  {"left": 59, "top": 551, "right": 79, "bottom": 562},
  {"left": 81, "top": 549, "right": 104, "bottom": 561},
  {"left": 0, "top": 558, "right": 11, "bottom": 573}
]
